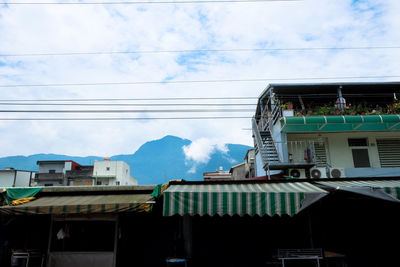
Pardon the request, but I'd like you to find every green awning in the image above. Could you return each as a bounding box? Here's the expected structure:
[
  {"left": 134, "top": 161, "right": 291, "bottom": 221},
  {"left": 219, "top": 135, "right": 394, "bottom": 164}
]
[
  {"left": 280, "top": 115, "right": 400, "bottom": 132},
  {"left": 317, "top": 180, "right": 400, "bottom": 202},
  {"left": 163, "top": 182, "right": 328, "bottom": 217},
  {"left": 1, "top": 187, "right": 43, "bottom": 205},
  {"left": 0, "top": 194, "right": 154, "bottom": 215}
]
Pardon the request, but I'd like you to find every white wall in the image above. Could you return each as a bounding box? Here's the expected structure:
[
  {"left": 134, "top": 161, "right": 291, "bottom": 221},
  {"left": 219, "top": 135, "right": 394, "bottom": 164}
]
[
  {"left": 287, "top": 131, "right": 400, "bottom": 168},
  {"left": 0, "top": 171, "right": 32, "bottom": 187},
  {"left": 38, "top": 162, "right": 66, "bottom": 173},
  {"left": 93, "top": 161, "right": 137, "bottom": 185}
]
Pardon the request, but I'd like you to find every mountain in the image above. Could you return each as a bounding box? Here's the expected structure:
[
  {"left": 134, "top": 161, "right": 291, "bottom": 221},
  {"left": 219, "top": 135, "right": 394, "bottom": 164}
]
[{"left": 0, "top": 135, "right": 252, "bottom": 184}]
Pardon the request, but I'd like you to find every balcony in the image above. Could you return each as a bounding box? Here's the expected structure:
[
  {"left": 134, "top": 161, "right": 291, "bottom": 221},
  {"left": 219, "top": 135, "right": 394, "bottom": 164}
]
[
  {"left": 267, "top": 141, "right": 317, "bottom": 170},
  {"left": 35, "top": 173, "right": 64, "bottom": 181}
]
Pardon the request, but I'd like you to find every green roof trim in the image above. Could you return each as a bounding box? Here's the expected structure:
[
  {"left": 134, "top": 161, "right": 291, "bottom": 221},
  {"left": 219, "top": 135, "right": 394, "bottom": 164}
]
[{"left": 281, "top": 115, "right": 400, "bottom": 132}]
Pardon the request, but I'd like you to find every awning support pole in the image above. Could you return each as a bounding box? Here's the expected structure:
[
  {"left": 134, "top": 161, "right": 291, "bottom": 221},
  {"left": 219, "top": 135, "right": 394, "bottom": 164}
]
[
  {"left": 308, "top": 211, "right": 314, "bottom": 248},
  {"left": 113, "top": 215, "right": 119, "bottom": 267},
  {"left": 46, "top": 216, "right": 54, "bottom": 265}
]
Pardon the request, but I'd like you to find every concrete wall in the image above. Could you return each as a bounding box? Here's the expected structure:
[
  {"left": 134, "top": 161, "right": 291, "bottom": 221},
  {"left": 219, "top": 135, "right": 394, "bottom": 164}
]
[
  {"left": 231, "top": 164, "right": 246, "bottom": 180},
  {"left": 255, "top": 153, "right": 266, "bottom": 177},
  {"left": 93, "top": 161, "right": 137, "bottom": 185},
  {"left": 38, "top": 162, "right": 66, "bottom": 174},
  {"left": 286, "top": 131, "right": 400, "bottom": 169},
  {"left": 0, "top": 171, "right": 32, "bottom": 187}
]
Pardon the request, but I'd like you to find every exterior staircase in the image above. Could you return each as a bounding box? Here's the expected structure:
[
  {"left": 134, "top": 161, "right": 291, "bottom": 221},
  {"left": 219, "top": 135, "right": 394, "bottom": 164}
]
[{"left": 252, "top": 118, "right": 281, "bottom": 170}]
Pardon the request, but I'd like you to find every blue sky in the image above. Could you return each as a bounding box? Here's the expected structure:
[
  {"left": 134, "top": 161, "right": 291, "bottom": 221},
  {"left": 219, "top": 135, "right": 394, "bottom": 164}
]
[{"left": 0, "top": 0, "right": 399, "bottom": 163}]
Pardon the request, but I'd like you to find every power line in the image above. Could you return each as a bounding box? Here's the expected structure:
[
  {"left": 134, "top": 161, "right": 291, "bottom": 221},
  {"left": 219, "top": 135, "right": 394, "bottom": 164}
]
[
  {"left": 0, "top": 96, "right": 258, "bottom": 102},
  {"left": 2, "top": 0, "right": 300, "bottom": 5},
  {"left": 1, "top": 75, "right": 400, "bottom": 87},
  {"left": 2, "top": 46, "right": 399, "bottom": 57},
  {"left": 0, "top": 102, "right": 257, "bottom": 106},
  {"left": 0, "top": 116, "right": 253, "bottom": 121},
  {"left": 0, "top": 108, "right": 254, "bottom": 113}
]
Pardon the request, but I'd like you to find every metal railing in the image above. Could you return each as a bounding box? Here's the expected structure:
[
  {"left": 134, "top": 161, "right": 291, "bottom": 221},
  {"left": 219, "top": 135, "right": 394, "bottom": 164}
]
[{"left": 287, "top": 141, "right": 316, "bottom": 164}]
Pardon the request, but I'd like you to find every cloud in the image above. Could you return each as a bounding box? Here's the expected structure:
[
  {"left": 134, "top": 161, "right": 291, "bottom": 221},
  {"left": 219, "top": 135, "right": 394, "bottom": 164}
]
[
  {"left": 183, "top": 138, "right": 228, "bottom": 164},
  {"left": 0, "top": 0, "right": 399, "bottom": 156}
]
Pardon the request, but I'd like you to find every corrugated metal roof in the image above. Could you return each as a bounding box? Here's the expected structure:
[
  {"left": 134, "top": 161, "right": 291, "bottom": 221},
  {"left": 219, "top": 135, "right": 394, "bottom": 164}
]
[
  {"left": 317, "top": 180, "right": 400, "bottom": 201},
  {"left": 0, "top": 193, "right": 153, "bottom": 215}
]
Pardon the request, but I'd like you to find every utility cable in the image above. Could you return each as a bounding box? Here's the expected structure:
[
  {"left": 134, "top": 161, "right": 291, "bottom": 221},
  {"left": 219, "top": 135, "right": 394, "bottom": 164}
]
[
  {"left": 0, "top": 96, "right": 258, "bottom": 102},
  {"left": 0, "top": 108, "right": 255, "bottom": 113},
  {"left": 2, "top": 46, "right": 399, "bottom": 57},
  {"left": 0, "top": 116, "right": 253, "bottom": 120},
  {"left": 0, "top": 102, "right": 257, "bottom": 106},
  {"left": 1, "top": 75, "right": 399, "bottom": 87},
  {"left": 1, "top": 0, "right": 300, "bottom": 5}
]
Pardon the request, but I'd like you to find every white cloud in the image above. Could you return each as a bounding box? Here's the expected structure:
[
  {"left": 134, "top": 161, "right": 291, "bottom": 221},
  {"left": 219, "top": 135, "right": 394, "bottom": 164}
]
[
  {"left": 183, "top": 138, "right": 230, "bottom": 164},
  {"left": 0, "top": 0, "right": 399, "bottom": 156},
  {"left": 183, "top": 138, "right": 215, "bottom": 164}
]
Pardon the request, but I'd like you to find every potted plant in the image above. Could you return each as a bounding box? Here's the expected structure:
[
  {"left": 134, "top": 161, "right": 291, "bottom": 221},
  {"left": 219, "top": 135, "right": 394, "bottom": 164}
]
[{"left": 285, "top": 102, "right": 293, "bottom": 110}]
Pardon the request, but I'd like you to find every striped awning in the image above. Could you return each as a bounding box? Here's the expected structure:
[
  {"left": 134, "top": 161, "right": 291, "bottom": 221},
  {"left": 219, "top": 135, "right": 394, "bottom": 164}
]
[
  {"left": 0, "top": 194, "right": 154, "bottom": 215},
  {"left": 163, "top": 182, "right": 328, "bottom": 217},
  {"left": 317, "top": 180, "right": 400, "bottom": 202}
]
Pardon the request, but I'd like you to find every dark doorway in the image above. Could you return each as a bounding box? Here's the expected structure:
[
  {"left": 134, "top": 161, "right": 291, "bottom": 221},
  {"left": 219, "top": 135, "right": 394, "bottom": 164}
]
[{"left": 351, "top": 149, "right": 371, "bottom": 168}]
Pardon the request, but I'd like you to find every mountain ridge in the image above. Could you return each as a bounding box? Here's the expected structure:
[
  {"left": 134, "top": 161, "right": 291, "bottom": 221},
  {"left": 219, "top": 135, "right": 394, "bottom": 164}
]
[{"left": 0, "top": 136, "right": 252, "bottom": 184}]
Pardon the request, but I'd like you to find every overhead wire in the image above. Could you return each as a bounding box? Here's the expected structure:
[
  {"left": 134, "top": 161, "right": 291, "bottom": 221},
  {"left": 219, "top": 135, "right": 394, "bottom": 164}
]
[
  {"left": 0, "top": 96, "right": 258, "bottom": 102},
  {"left": 0, "top": 116, "right": 254, "bottom": 120},
  {"left": 1, "top": 46, "right": 399, "bottom": 57},
  {"left": 1, "top": 0, "right": 301, "bottom": 5},
  {"left": 0, "top": 102, "right": 257, "bottom": 106},
  {"left": 0, "top": 108, "right": 255, "bottom": 113},
  {"left": 1, "top": 75, "right": 400, "bottom": 88}
]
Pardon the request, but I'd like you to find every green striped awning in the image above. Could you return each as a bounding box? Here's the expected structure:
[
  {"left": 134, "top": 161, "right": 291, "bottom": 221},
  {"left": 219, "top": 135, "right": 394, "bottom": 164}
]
[
  {"left": 0, "top": 194, "right": 154, "bottom": 215},
  {"left": 317, "top": 180, "right": 400, "bottom": 202},
  {"left": 163, "top": 182, "right": 328, "bottom": 217}
]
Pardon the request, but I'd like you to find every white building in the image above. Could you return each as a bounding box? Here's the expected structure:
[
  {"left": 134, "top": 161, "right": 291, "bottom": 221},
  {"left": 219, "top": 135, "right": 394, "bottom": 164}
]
[
  {"left": 93, "top": 159, "right": 138, "bottom": 185},
  {"left": 0, "top": 168, "right": 35, "bottom": 187}
]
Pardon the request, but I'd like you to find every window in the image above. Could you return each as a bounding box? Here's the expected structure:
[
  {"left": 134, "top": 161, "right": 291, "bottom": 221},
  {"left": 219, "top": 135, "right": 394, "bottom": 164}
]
[
  {"left": 348, "top": 138, "right": 370, "bottom": 168},
  {"left": 352, "top": 149, "right": 371, "bottom": 168},
  {"left": 44, "top": 183, "right": 53, "bottom": 186},
  {"left": 96, "top": 181, "right": 102, "bottom": 185},
  {"left": 116, "top": 181, "right": 120, "bottom": 185},
  {"left": 348, "top": 138, "right": 368, "bottom": 147},
  {"left": 49, "top": 170, "right": 56, "bottom": 174},
  {"left": 106, "top": 167, "right": 110, "bottom": 171}
]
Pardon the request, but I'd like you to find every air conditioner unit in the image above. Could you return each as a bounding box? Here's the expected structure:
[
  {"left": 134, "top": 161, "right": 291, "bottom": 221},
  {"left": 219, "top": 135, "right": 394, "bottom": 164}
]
[
  {"left": 310, "top": 167, "right": 329, "bottom": 179},
  {"left": 329, "top": 168, "right": 346, "bottom": 178},
  {"left": 288, "top": 169, "right": 306, "bottom": 179}
]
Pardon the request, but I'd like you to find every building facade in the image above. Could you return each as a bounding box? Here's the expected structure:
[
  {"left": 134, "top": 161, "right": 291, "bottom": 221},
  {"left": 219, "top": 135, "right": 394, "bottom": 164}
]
[
  {"left": 93, "top": 159, "right": 138, "bottom": 185},
  {"left": 252, "top": 82, "right": 400, "bottom": 178},
  {"left": 0, "top": 168, "right": 35, "bottom": 187},
  {"left": 35, "top": 160, "right": 81, "bottom": 186},
  {"left": 35, "top": 159, "right": 138, "bottom": 186}
]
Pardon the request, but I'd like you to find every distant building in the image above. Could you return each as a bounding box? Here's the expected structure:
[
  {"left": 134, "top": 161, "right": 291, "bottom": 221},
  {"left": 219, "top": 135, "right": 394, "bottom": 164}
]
[
  {"left": 0, "top": 168, "right": 35, "bottom": 187},
  {"left": 66, "top": 165, "right": 95, "bottom": 186},
  {"left": 203, "top": 166, "right": 232, "bottom": 181},
  {"left": 35, "top": 158, "right": 138, "bottom": 186},
  {"left": 35, "top": 160, "right": 81, "bottom": 186},
  {"left": 230, "top": 162, "right": 245, "bottom": 180},
  {"left": 93, "top": 158, "right": 138, "bottom": 186},
  {"left": 244, "top": 149, "right": 256, "bottom": 178},
  {"left": 229, "top": 149, "right": 256, "bottom": 180}
]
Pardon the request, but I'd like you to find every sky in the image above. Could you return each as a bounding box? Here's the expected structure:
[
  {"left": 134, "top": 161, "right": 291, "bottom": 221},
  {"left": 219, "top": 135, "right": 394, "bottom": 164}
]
[{"left": 0, "top": 0, "right": 400, "bottom": 162}]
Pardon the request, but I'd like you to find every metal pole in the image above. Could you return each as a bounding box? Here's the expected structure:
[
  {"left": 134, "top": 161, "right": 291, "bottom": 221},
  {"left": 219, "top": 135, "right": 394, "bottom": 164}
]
[
  {"left": 308, "top": 211, "right": 314, "bottom": 248},
  {"left": 46, "top": 216, "right": 54, "bottom": 266}
]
